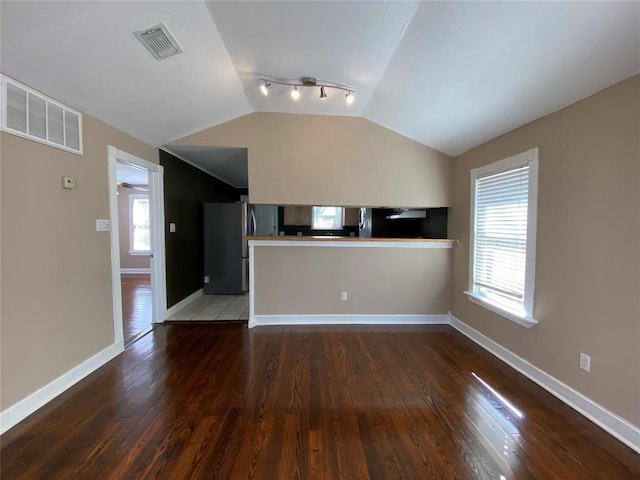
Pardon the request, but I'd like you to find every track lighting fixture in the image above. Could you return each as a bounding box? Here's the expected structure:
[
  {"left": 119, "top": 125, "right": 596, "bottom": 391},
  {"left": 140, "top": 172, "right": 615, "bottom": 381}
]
[
  {"left": 260, "top": 81, "right": 271, "bottom": 96},
  {"left": 259, "top": 76, "right": 354, "bottom": 105}
]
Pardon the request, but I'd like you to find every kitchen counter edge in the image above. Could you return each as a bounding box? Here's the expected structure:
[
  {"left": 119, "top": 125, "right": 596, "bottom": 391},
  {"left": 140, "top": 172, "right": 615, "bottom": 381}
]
[{"left": 247, "top": 236, "right": 456, "bottom": 248}]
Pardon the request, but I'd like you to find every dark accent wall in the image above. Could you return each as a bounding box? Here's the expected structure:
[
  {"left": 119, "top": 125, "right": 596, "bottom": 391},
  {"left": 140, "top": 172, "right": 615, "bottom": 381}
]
[{"left": 160, "top": 150, "right": 243, "bottom": 308}]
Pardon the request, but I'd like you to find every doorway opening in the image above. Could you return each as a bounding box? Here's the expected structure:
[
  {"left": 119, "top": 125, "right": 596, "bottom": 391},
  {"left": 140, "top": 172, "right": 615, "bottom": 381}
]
[
  {"left": 107, "top": 146, "right": 166, "bottom": 348},
  {"left": 117, "top": 162, "right": 151, "bottom": 344}
]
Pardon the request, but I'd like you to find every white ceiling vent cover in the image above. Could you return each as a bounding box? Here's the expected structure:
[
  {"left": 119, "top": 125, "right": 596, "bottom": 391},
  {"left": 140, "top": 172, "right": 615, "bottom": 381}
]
[{"left": 134, "top": 23, "right": 183, "bottom": 60}]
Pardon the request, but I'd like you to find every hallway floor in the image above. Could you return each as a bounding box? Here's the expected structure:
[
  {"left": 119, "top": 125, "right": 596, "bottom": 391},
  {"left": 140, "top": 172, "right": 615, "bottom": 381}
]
[
  {"left": 120, "top": 274, "right": 151, "bottom": 344},
  {"left": 168, "top": 293, "right": 249, "bottom": 321}
]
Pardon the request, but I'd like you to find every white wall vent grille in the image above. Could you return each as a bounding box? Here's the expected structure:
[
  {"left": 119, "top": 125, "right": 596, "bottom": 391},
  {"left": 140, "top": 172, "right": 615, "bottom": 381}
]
[
  {"left": 134, "top": 23, "right": 183, "bottom": 60},
  {"left": 1, "top": 75, "right": 83, "bottom": 155}
]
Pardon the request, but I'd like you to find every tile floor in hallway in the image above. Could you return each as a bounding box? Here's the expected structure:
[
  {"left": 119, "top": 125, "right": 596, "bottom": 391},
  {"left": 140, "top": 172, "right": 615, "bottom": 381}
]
[{"left": 168, "top": 294, "right": 249, "bottom": 321}]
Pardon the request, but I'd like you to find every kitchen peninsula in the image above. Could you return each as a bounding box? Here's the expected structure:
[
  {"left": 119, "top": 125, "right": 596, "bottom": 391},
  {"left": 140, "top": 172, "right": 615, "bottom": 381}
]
[{"left": 247, "top": 236, "right": 455, "bottom": 328}]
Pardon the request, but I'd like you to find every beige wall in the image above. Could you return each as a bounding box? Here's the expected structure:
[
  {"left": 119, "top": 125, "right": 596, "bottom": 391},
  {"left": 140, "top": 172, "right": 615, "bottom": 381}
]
[
  {"left": 450, "top": 75, "right": 640, "bottom": 426},
  {"left": 254, "top": 246, "right": 451, "bottom": 315},
  {"left": 1, "top": 112, "right": 158, "bottom": 410},
  {"left": 172, "top": 113, "right": 452, "bottom": 208},
  {"left": 117, "top": 186, "right": 150, "bottom": 270}
]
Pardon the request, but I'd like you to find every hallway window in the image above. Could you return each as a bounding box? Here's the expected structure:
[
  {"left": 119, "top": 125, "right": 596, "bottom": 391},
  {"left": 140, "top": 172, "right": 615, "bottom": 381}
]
[{"left": 130, "top": 195, "right": 150, "bottom": 253}]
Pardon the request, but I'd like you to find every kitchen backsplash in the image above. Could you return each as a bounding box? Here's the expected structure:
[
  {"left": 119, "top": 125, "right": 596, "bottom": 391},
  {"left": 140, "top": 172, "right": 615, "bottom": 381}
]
[{"left": 273, "top": 206, "right": 448, "bottom": 238}]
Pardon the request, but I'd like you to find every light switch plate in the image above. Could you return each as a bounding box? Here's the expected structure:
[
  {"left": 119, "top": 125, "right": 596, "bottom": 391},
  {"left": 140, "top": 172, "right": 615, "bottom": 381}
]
[
  {"left": 169, "top": 222, "right": 176, "bottom": 233},
  {"left": 96, "top": 219, "right": 111, "bottom": 231}
]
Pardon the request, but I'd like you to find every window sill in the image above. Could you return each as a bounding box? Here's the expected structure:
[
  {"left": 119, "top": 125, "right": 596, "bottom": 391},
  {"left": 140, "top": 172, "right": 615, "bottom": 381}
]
[
  {"left": 128, "top": 250, "right": 150, "bottom": 256},
  {"left": 464, "top": 291, "right": 538, "bottom": 328}
]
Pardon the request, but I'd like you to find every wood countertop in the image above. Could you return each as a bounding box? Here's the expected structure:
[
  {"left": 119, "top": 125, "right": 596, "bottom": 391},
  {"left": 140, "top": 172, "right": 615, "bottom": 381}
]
[{"left": 247, "top": 236, "right": 456, "bottom": 245}]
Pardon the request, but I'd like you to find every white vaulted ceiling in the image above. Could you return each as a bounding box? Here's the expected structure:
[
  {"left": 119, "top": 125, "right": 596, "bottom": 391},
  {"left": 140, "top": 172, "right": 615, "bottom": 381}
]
[
  {"left": 207, "top": 1, "right": 420, "bottom": 117},
  {"left": 1, "top": 1, "right": 639, "bottom": 157},
  {"left": 0, "top": 1, "right": 252, "bottom": 147}
]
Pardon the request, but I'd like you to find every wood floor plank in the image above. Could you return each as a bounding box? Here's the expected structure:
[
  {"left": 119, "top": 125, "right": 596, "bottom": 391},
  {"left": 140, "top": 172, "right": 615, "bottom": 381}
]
[
  {"left": 193, "top": 407, "right": 246, "bottom": 480},
  {"left": 1, "top": 324, "right": 639, "bottom": 479},
  {"left": 276, "top": 414, "right": 306, "bottom": 480}
]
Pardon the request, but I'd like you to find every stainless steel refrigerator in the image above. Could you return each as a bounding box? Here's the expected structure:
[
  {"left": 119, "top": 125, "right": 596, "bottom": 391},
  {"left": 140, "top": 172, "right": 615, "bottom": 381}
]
[
  {"left": 203, "top": 202, "right": 254, "bottom": 294},
  {"left": 358, "top": 207, "right": 372, "bottom": 237}
]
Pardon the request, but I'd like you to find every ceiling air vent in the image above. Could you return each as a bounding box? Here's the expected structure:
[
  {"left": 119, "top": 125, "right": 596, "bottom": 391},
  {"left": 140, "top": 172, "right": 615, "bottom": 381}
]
[{"left": 134, "top": 23, "right": 183, "bottom": 60}]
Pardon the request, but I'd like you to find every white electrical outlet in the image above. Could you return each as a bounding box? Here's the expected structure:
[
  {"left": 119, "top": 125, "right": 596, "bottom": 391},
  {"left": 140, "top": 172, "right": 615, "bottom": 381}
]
[
  {"left": 169, "top": 222, "right": 176, "bottom": 233},
  {"left": 204, "top": 276, "right": 210, "bottom": 284},
  {"left": 341, "top": 291, "right": 348, "bottom": 301},
  {"left": 579, "top": 353, "right": 591, "bottom": 372}
]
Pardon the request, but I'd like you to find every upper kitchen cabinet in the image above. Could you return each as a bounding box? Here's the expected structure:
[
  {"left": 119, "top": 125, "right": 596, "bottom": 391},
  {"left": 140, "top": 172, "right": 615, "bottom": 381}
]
[
  {"left": 170, "top": 113, "right": 453, "bottom": 208},
  {"left": 343, "top": 208, "right": 359, "bottom": 226},
  {"left": 283, "top": 206, "right": 312, "bottom": 226}
]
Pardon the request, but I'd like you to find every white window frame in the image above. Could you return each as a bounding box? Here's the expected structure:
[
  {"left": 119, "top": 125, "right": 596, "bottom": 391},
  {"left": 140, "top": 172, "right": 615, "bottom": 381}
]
[
  {"left": 465, "top": 148, "right": 539, "bottom": 328},
  {"left": 129, "top": 194, "right": 151, "bottom": 255},
  {"left": 312, "top": 206, "right": 344, "bottom": 230}
]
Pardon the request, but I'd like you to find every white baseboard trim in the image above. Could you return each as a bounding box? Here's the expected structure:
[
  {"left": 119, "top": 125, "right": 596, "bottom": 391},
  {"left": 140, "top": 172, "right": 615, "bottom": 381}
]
[
  {"left": 248, "top": 314, "right": 449, "bottom": 329},
  {"left": 449, "top": 314, "right": 640, "bottom": 453},
  {"left": 120, "top": 268, "right": 150, "bottom": 274},
  {"left": 165, "top": 289, "right": 204, "bottom": 319},
  {"left": 0, "top": 340, "right": 124, "bottom": 435}
]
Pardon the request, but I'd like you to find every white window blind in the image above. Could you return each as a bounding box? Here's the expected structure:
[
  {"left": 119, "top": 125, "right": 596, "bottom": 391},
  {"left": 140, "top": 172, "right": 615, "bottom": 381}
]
[
  {"left": 468, "top": 148, "right": 538, "bottom": 326},
  {"left": 474, "top": 166, "right": 529, "bottom": 312}
]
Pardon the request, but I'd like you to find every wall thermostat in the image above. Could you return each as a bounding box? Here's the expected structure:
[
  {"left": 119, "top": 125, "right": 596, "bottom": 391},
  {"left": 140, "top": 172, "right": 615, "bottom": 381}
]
[{"left": 62, "top": 176, "right": 75, "bottom": 189}]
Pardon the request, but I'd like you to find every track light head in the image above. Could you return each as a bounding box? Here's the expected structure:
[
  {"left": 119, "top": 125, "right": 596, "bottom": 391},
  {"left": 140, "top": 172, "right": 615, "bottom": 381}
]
[
  {"left": 320, "top": 86, "right": 327, "bottom": 99},
  {"left": 260, "top": 81, "right": 271, "bottom": 96},
  {"left": 345, "top": 91, "right": 354, "bottom": 105},
  {"left": 291, "top": 86, "right": 300, "bottom": 100}
]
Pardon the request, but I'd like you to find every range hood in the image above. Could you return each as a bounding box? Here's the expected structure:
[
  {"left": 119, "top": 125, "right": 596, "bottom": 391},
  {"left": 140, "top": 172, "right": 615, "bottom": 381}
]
[{"left": 385, "top": 209, "right": 427, "bottom": 220}]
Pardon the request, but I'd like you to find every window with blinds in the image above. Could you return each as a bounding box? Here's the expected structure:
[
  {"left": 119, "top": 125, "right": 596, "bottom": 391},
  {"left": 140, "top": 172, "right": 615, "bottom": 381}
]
[
  {"left": 1, "top": 75, "right": 83, "bottom": 154},
  {"left": 468, "top": 148, "right": 539, "bottom": 325}
]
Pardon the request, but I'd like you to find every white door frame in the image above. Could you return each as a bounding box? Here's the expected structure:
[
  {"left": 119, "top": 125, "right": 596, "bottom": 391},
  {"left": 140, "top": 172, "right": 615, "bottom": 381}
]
[{"left": 107, "top": 146, "right": 167, "bottom": 345}]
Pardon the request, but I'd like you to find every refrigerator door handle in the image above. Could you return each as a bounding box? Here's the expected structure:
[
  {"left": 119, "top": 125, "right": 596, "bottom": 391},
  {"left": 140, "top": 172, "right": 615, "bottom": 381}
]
[{"left": 250, "top": 209, "right": 257, "bottom": 236}]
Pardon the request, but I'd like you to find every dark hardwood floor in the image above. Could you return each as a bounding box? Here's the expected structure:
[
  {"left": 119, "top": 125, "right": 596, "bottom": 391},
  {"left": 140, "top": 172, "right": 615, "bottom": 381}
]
[
  {"left": 1, "top": 324, "right": 638, "bottom": 479},
  {"left": 121, "top": 274, "right": 152, "bottom": 345}
]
